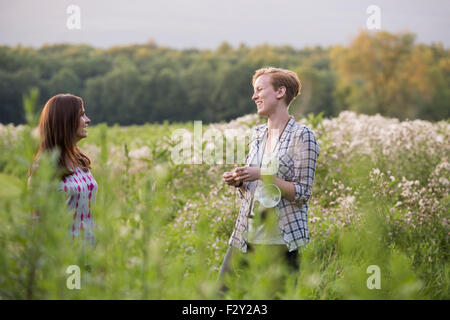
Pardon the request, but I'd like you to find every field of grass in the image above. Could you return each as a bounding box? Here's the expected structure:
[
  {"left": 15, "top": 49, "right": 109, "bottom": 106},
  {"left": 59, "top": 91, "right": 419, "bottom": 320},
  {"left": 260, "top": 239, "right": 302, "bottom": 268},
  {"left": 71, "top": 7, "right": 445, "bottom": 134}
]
[{"left": 0, "top": 104, "right": 448, "bottom": 299}]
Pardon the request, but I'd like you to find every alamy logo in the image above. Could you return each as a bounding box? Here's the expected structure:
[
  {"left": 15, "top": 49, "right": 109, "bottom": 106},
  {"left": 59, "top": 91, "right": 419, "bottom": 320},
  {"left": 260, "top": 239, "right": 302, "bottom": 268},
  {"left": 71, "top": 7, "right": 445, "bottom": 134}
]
[
  {"left": 170, "top": 121, "right": 286, "bottom": 165},
  {"left": 366, "top": 265, "right": 381, "bottom": 289},
  {"left": 366, "top": 5, "right": 381, "bottom": 30},
  {"left": 66, "top": 5, "right": 81, "bottom": 30},
  {"left": 171, "top": 121, "right": 252, "bottom": 165},
  {"left": 66, "top": 265, "right": 81, "bottom": 290}
]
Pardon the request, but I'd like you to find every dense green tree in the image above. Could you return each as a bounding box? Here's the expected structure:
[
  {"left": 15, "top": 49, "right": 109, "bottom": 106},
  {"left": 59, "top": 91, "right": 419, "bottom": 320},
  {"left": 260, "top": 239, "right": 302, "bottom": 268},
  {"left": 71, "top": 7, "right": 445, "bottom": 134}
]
[
  {"left": 291, "top": 67, "right": 337, "bottom": 119},
  {"left": 0, "top": 69, "right": 40, "bottom": 123},
  {"left": 0, "top": 31, "right": 448, "bottom": 125},
  {"left": 330, "top": 31, "right": 449, "bottom": 121}
]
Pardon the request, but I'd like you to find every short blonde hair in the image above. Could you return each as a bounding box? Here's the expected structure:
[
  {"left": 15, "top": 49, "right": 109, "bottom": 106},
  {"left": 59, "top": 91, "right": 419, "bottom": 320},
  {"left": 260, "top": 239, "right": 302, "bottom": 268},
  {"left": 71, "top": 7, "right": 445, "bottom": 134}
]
[{"left": 252, "top": 67, "right": 301, "bottom": 106}]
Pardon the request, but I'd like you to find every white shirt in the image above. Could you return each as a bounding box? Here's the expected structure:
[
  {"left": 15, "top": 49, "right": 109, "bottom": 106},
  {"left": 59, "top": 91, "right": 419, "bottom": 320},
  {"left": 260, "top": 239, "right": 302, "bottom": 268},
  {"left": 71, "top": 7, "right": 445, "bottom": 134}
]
[{"left": 248, "top": 132, "right": 284, "bottom": 245}]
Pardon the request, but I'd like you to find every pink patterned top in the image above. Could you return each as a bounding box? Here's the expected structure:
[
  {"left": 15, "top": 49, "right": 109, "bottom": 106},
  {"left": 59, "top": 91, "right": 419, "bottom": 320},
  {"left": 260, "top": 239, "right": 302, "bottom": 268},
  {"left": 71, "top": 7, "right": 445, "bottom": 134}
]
[{"left": 59, "top": 167, "right": 98, "bottom": 246}]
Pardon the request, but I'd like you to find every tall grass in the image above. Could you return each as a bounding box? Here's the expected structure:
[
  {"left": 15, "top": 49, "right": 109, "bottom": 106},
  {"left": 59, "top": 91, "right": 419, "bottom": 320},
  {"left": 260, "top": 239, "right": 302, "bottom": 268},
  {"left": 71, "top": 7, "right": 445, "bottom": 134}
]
[{"left": 0, "top": 92, "right": 448, "bottom": 299}]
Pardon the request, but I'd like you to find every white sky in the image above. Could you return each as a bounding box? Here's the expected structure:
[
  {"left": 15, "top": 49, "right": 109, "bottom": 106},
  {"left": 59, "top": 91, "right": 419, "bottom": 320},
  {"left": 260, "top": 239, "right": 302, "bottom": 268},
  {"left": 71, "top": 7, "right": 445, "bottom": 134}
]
[{"left": 0, "top": 0, "right": 449, "bottom": 49}]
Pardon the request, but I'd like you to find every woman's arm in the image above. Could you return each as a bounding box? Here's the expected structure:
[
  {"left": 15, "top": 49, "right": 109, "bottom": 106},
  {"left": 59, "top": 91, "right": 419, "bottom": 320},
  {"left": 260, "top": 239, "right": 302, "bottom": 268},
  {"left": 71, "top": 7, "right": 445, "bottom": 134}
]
[
  {"left": 288, "top": 128, "right": 320, "bottom": 206},
  {"left": 272, "top": 176, "right": 296, "bottom": 201}
]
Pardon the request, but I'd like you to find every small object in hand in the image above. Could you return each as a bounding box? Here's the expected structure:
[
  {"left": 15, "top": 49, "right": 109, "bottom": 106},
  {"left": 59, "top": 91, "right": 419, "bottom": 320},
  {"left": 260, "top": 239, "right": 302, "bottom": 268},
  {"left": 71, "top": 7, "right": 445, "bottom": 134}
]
[{"left": 255, "top": 184, "right": 281, "bottom": 208}]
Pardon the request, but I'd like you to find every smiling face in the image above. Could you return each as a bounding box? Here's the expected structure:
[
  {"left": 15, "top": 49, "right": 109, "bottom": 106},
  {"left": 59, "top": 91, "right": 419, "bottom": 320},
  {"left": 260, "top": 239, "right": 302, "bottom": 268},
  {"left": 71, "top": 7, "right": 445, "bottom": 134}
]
[
  {"left": 252, "top": 74, "right": 286, "bottom": 117},
  {"left": 75, "top": 106, "right": 90, "bottom": 141}
]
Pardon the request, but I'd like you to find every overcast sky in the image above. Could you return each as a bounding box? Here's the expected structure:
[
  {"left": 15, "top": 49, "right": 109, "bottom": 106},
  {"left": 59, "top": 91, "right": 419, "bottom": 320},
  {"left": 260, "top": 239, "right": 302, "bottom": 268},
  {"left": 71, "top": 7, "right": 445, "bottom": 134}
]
[{"left": 0, "top": 0, "right": 449, "bottom": 49}]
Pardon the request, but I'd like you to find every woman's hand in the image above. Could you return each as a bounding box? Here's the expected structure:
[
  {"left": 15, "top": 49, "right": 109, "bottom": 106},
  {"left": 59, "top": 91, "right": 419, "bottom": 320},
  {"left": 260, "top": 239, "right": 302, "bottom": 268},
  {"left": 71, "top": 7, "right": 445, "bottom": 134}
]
[
  {"left": 223, "top": 171, "right": 241, "bottom": 187},
  {"left": 234, "top": 166, "right": 260, "bottom": 183}
]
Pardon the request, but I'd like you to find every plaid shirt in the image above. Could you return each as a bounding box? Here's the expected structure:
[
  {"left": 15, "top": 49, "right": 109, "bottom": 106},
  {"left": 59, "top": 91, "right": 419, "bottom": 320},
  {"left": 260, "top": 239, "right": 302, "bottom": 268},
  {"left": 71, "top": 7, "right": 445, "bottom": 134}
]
[{"left": 229, "top": 116, "right": 320, "bottom": 252}]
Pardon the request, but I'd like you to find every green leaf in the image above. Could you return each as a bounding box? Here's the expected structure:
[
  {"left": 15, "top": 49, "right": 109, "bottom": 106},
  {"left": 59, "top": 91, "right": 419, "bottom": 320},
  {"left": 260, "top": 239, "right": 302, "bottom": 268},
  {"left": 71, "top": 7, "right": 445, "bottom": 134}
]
[{"left": 0, "top": 173, "right": 23, "bottom": 198}]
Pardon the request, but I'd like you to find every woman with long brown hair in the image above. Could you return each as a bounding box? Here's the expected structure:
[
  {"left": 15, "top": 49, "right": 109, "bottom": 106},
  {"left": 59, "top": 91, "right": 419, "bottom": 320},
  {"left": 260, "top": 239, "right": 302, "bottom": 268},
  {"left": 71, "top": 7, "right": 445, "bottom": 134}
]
[{"left": 29, "top": 93, "right": 97, "bottom": 247}]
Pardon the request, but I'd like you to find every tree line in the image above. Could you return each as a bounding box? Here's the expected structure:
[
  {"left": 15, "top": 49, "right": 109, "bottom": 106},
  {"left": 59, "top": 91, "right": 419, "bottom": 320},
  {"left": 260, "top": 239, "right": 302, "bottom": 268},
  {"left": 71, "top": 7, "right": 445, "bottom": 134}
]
[{"left": 0, "top": 30, "right": 448, "bottom": 125}]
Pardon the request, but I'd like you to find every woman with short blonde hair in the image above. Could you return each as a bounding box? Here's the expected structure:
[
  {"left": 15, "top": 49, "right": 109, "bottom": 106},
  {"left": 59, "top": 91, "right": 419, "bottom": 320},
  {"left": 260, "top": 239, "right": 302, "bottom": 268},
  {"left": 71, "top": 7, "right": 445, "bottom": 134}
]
[{"left": 219, "top": 67, "right": 320, "bottom": 292}]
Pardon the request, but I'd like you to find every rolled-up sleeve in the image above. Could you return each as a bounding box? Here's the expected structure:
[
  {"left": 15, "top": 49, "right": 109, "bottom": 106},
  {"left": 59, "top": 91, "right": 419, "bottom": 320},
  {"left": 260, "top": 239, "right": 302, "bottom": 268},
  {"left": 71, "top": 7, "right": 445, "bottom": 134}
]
[{"left": 291, "top": 127, "right": 320, "bottom": 206}]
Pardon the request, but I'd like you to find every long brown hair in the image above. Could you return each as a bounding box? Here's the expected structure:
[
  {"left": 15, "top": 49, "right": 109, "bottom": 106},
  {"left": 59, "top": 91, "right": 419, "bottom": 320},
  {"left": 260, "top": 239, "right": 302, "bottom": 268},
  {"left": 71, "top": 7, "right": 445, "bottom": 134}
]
[{"left": 30, "top": 94, "right": 91, "bottom": 178}]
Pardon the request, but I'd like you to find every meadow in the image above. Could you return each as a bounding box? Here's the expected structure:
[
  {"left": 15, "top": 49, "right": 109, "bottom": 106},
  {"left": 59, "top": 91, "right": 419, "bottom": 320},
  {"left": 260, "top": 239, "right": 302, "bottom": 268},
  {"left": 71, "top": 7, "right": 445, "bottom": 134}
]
[{"left": 0, "top": 101, "right": 448, "bottom": 299}]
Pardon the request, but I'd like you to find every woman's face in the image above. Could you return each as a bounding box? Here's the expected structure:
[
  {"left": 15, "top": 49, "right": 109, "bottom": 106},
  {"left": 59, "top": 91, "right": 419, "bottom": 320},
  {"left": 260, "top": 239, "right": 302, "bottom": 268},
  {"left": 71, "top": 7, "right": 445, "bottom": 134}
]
[
  {"left": 252, "top": 74, "right": 283, "bottom": 117},
  {"left": 75, "top": 106, "right": 91, "bottom": 142}
]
